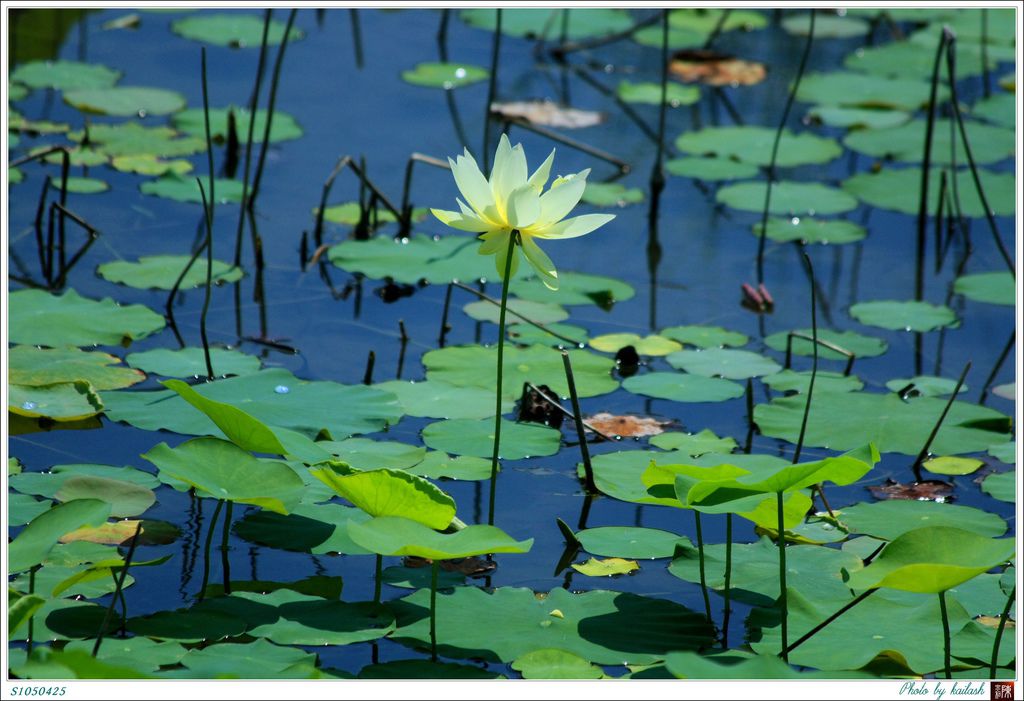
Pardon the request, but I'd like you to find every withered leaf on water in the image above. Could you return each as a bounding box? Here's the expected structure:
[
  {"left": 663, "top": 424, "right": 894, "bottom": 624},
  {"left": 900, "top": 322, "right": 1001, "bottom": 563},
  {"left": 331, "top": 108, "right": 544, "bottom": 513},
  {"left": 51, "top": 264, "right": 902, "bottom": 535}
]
[
  {"left": 403, "top": 555, "right": 496, "bottom": 577},
  {"left": 867, "top": 479, "right": 954, "bottom": 503},
  {"left": 585, "top": 412, "right": 671, "bottom": 438},
  {"left": 491, "top": 101, "right": 605, "bottom": 129},
  {"left": 669, "top": 49, "right": 767, "bottom": 87}
]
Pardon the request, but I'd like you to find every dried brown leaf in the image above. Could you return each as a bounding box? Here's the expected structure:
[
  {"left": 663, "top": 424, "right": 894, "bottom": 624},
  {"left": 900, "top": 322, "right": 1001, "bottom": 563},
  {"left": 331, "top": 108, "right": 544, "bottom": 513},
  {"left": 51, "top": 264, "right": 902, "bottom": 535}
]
[
  {"left": 867, "top": 479, "right": 954, "bottom": 503},
  {"left": 670, "top": 49, "right": 767, "bottom": 87},
  {"left": 585, "top": 412, "right": 671, "bottom": 438},
  {"left": 491, "top": 100, "right": 605, "bottom": 129}
]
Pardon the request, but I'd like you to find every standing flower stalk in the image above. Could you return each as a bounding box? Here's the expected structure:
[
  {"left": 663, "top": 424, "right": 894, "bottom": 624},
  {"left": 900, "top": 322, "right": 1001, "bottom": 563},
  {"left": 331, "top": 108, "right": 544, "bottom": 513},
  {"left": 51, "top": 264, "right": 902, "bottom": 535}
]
[{"left": 432, "top": 134, "right": 614, "bottom": 524}]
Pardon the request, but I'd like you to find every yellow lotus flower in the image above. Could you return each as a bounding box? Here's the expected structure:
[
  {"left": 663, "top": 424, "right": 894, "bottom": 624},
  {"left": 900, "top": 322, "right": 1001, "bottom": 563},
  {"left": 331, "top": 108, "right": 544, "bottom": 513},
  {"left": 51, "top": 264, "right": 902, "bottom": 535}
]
[{"left": 431, "top": 134, "right": 615, "bottom": 290}]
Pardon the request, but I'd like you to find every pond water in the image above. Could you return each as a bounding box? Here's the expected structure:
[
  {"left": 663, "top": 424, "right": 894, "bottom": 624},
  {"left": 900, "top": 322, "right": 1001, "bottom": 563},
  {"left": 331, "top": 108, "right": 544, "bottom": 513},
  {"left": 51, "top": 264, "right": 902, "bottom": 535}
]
[{"left": 6, "top": 7, "right": 1018, "bottom": 681}]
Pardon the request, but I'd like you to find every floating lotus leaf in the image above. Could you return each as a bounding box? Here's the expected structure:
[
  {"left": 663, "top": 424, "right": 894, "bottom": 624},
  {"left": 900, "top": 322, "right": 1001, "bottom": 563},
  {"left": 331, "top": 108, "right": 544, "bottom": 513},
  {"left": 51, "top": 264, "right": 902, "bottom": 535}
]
[
  {"left": 953, "top": 271, "right": 1015, "bottom": 306},
  {"left": 98, "top": 255, "right": 242, "bottom": 290},
  {"left": 38, "top": 148, "right": 108, "bottom": 169},
  {"left": 947, "top": 573, "right": 1016, "bottom": 620},
  {"left": 841, "top": 500, "right": 1007, "bottom": 540},
  {"left": 842, "top": 167, "right": 1016, "bottom": 218},
  {"left": 423, "top": 344, "right": 617, "bottom": 401},
  {"left": 623, "top": 372, "right": 745, "bottom": 403},
  {"left": 126, "top": 347, "right": 260, "bottom": 378},
  {"left": 572, "top": 557, "right": 639, "bottom": 577},
  {"left": 174, "top": 639, "right": 316, "bottom": 678},
  {"left": 8, "top": 595, "right": 47, "bottom": 640},
  {"left": 9, "top": 288, "right": 165, "bottom": 347},
  {"left": 616, "top": 80, "right": 700, "bottom": 107},
  {"left": 764, "top": 328, "right": 887, "bottom": 360},
  {"left": 9, "top": 346, "right": 144, "bottom": 390},
  {"left": 50, "top": 176, "right": 108, "bottom": 194},
  {"left": 9, "top": 493, "right": 52, "bottom": 526},
  {"left": 347, "top": 516, "right": 533, "bottom": 559},
  {"left": 666, "top": 650, "right": 844, "bottom": 679},
  {"left": 126, "top": 603, "right": 250, "bottom": 643},
  {"left": 62, "top": 638, "right": 187, "bottom": 673},
  {"left": 660, "top": 325, "right": 748, "bottom": 349},
  {"left": 9, "top": 81, "right": 29, "bottom": 100},
  {"left": 576, "top": 526, "right": 691, "bottom": 560},
  {"left": 381, "top": 565, "right": 465, "bottom": 591},
  {"left": 670, "top": 537, "right": 864, "bottom": 607},
  {"left": 110, "top": 154, "right": 192, "bottom": 176},
  {"left": 846, "top": 527, "right": 1015, "bottom": 593},
  {"left": 59, "top": 519, "right": 141, "bottom": 545},
  {"left": 797, "top": 71, "right": 946, "bottom": 110},
  {"left": 972, "top": 93, "right": 1016, "bottom": 129},
  {"left": 754, "top": 217, "right": 867, "bottom": 244},
  {"left": 11, "top": 60, "right": 121, "bottom": 90},
  {"left": 375, "top": 379, "right": 514, "bottom": 420},
  {"left": 140, "top": 174, "right": 244, "bottom": 204},
  {"left": 172, "top": 107, "right": 302, "bottom": 143},
  {"left": 401, "top": 62, "right": 488, "bottom": 89},
  {"left": 850, "top": 300, "right": 958, "bottom": 332},
  {"left": 10, "top": 464, "right": 159, "bottom": 498},
  {"left": 508, "top": 322, "right": 589, "bottom": 347},
  {"left": 981, "top": 471, "right": 1015, "bottom": 502},
  {"left": 54, "top": 475, "right": 155, "bottom": 518},
  {"left": 923, "top": 456, "right": 983, "bottom": 476},
  {"left": 237, "top": 590, "right": 395, "bottom": 646},
  {"left": 763, "top": 370, "right": 864, "bottom": 394},
  {"left": 103, "top": 368, "right": 401, "bottom": 441},
  {"left": 463, "top": 298, "right": 568, "bottom": 325},
  {"left": 321, "top": 438, "right": 426, "bottom": 471},
  {"left": 650, "top": 429, "right": 737, "bottom": 455},
  {"left": 844, "top": 39, "right": 999, "bottom": 81},
  {"left": 675, "top": 126, "right": 842, "bottom": 167},
  {"left": 172, "top": 13, "right": 304, "bottom": 47},
  {"left": 756, "top": 391, "right": 1009, "bottom": 455},
  {"left": 390, "top": 586, "right": 712, "bottom": 665},
  {"left": 233, "top": 502, "right": 372, "bottom": 555},
  {"left": 422, "top": 418, "right": 561, "bottom": 459},
  {"left": 718, "top": 180, "right": 858, "bottom": 215},
  {"left": 590, "top": 333, "right": 681, "bottom": 356},
  {"left": 511, "top": 271, "right": 635, "bottom": 308},
  {"left": 70, "top": 122, "right": 205, "bottom": 158},
  {"left": 844, "top": 119, "right": 1015, "bottom": 165},
  {"left": 310, "top": 462, "right": 455, "bottom": 530},
  {"left": 357, "top": 659, "right": 502, "bottom": 679},
  {"left": 511, "top": 648, "right": 603, "bottom": 679},
  {"left": 581, "top": 181, "right": 645, "bottom": 207},
  {"left": 142, "top": 437, "right": 305, "bottom": 514},
  {"left": 668, "top": 8, "right": 767, "bottom": 33},
  {"left": 9, "top": 499, "right": 111, "bottom": 573},
  {"left": 782, "top": 13, "right": 869, "bottom": 37},
  {"left": 64, "top": 86, "right": 185, "bottom": 116},
  {"left": 460, "top": 8, "right": 632, "bottom": 39},
  {"left": 667, "top": 348, "right": 781, "bottom": 380},
  {"left": 988, "top": 441, "right": 1015, "bottom": 464},
  {"left": 405, "top": 452, "right": 492, "bottom": 482},
  {"left": 919, "top": 8, "right": 1016, "bottom": 44},
  {"left": 10, "top": 648, "right": 151, "bottom": 680},
  {"left": 806, "top": 105, "right": 912, "bottom": 130},
  {"left": 9, "top": 382, "right": 103, "bottom": 422},
  {"left": 665, "top": 156, "right": 760, "bottom": 181}
]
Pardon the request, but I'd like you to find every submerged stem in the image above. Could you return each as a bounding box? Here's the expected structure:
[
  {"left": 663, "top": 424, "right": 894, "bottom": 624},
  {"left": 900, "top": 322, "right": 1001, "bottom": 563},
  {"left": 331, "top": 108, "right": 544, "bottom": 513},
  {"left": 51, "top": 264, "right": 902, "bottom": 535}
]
[
  {"left": 939, "top": 589, "right": 952, "bottom": 679},
  {"left": 487, "top": 233, "right": 518, "bottom": 526},
  {"left": 991, "top": 584, "right": 1014, "bottom": 677},
  {"left": 694, "top": 510, "right": 712, "bottom": 623},
  {"left": 777, "top": 491, "right": 789, "bottom": 662},
  {"left": 430, "top": 560, "right": 440, "bottom": 662},
  {"left": 722, "top": 513, "right": 733, "bottom": 648},
  {"left": 373, "top": 554, "right": 383, "bottom": 604}
]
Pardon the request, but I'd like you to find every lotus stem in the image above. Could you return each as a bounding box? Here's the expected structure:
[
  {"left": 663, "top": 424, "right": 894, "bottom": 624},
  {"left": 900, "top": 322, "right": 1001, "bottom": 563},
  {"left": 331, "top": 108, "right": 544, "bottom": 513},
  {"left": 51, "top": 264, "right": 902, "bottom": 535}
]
[
  {"left": 438, "top": 282, "right": 454, "bottom": 347},
  {"left": 915, "top": 30, "right": 947, "bottom": 302},
  {"left": 792, "top": 252, "right": 818, "bottom": 465},
  {"left": 220, "top": 501, "right": 233, "bottom": 595},
  {"left": 92, "top": 522, "right": 143, "bottom": 656},
  {"left": 777, "top": 490, "right": 788, "bottom": 661},
  {"left": 437, "top": 9, "right": 450, "bottom": 61},
  {"left": 197, "top": 499, "right": 224, "bottom": 602},
  {"left": 430, "top": 559, "right": 440, "bottom": 662},
  {"left": 784, "top": 588, "right": 877, "bottom": 654},
  {"left": 702, "top": 8, "right": 732, "bottom": 50},
  {"left": 722, "top": 513, "right": 733, "bottom": 648},
  {"left": 562, "top": 351, "right": 596, "bottom": 493},
  {"left": 487, "top": 233, "right": 517, "bottom": 525},
  {"left": 756, "top": 8, "right": 814, "bottom": 287},
  {"left": 373, "top": 554, "right": 383, "bottom": 604},
  {"left": 26, "top": 565, "right": 38, "bottom": 656},
  {"left": 234, "top": 9, "right": 271, "bottom": 267},
  {"left": 910, "top": 361, "right": 971, "bottom": 481},
  {"left": 979, "top": 329, "right": 1015, "bottom": 405},
  {"left": 349, "top": 9, "right": 363, "bottom": 69},
  {"left": 196, "top": 179, "right": 216, "bottom": 381},
  {"left": 450, "top": 281, "right": 583, "bottom": 346},
  {"left": 694, "top": 510, "right": 712, "bottom": 623},
  {"left": 482, "top": 9, "right": 502, "bottom": 172},
  {"left": 249, "top": 8, "right": 297, "bottom": 208},
  {"left": 990, "top": 584, "right": 1015, "bottom": 677},
  {"left": 981, "top": 10, "right": 991, "bottom": 96},
  {"left": 939, "top": 590, "right": 952, "bottom": 679}
]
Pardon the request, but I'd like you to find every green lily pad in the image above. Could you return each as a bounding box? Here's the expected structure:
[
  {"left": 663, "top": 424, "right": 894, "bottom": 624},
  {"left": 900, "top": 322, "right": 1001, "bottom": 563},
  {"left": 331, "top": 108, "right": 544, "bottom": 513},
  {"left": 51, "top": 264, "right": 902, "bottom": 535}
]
[
  {"left": 54, "top": 475, "right": 155, "bottom": 518},
  {"left": 423, "top": 344, "right": 617, "bottom": 401},
  {"left": 660, "top": 325, "right": 748, "bottom": 349},
  {"left": 111, "top": 154, "right": 193, "bottom": 176},
  {"left": 9, "top": 493, "right": 53, "bottom": 526},
  {"left": 675, "top": 126, "right": 842, "bottom": 167},
  {"left": 140, "top": 174, "right": 245, "bottom": 204},
  {"left": 463, "top": 298, "right": 568, "bottom": 325},
  {"left": 64, "top": 86, "right": 186, "bottom": 116},
  {"left": 347, "top": 516, "right": 533, "bottom": 559},
  {"left": 233, "top": 502, "right": 372, "bottom": 555},
  {"left": 63, "top": 638, "right": 187, "bottom": 673},
  {"left": 665, "top": 156, "right": 760, "bottom": 181},
  {"left": 71, "top": 122, "right": 205, "bottom": 157},
  {"left": 49, "top": 176, "right": 108, "bottom": 194},
  {"left": 572, "top": 557, "right": 639, "bottom": 577},
  {"left": 10, "top": 648, "right": 151, "bottom": 680},
  {"left": 9, "top": 81, "right": 29, "bottom": 100},
  {"left": 9, "top": 499, "right": 111, "bottom": 573},
  {"left": 126, "top": 599, "right": 256, "bottom": 643},
  {"left": 576, "top": 526, "right": 691, "bottom": 560},
  {"left": 885, "top": 375, "right": 968, "bottom": 397},
  {"left": 172, "top": 107, "right": 302, "bottom": 143},
  {"left": 982, "top": 471, "right": 1015, "bottom": 502},
  {"left": 9, "top": 346, "right": 144, "bottom": 390},
  {"left": 846, "top": 527, "right": 1014, "bottom": 593},
  {"left": 667, "top": 348, "right": 781, "bottom": 380},
  {"left": 850, "top": 300, "right": 958, "bottom": 332},
  {"left": 375, "top": 379, "right": 514, "bottom": 420},
  {"left": 98, "top": 254, "right": 243, "bottom": 290},
  {"left": 764, "top": 328, "right": 888, "bottom": 360},
  {"left": 390, "top": 586, "right": 712, "bottom": 665},
  {"left": 650, "top": 429, "right": 737, "bottom": 455},
  {"left": 381, "top": 565, "right": 465, "bottom": 591},
  {"left": 590, "top": 333, "right": 681, "bottom": 356},
  {"left": 718, "top": 180, "right": 858, "bottom": 215},
  {"left": 10, "top": 464, "right": 160, "bottom": 498},
  {"left": 321, "top": 438, "right": 426, "bottom": 471},
  {"left": 763, "top": 370, "right": 864, "bottom": 394},
  {"left": 806, "top": 105, "right": 912, "bottom": 130},
  {"left": 512, "top": 648, "right": 603, "bottom": 679},
  {"left": 9, "top": 167, "right": 24, "bottom": 184},
  {"left": 40, "top": 147, "right": 109, "bottom": 167},
  {"left": 972, "top": 93, "right": 1016, "bottom": 129},
  {"left": 10, "top": 288, "right": 165, "bottom": 348},
  {"left": 126, "top": 347, "right": 260, "bottom": 378},
  {"left": 845, "top": 119, "right": 1015, "bottom": 165},
  {"left": 842, "top": 166, "right": 1016, "bottom": 218},
  {"left": 9, "top": 382, "right": 103, "bottom": 422},
  {"left": 953, "top": 271, "right": 1015, "bottom": 306},
  {"left": 102, "top": 368, "right": 401, "bottom": 441},
  {"left": 357, "top": 659, "right": 501, "bottom": 679},
  {"left": 616, "top": 80, "right": 700, "bottom": 107},
  {"left": 754, "top": 391, "right": 1010, "bottom": 455},
  {"left": 508, "top": 322, "right": 589, "bottom": 347},
  {"left": 782, "top": 13, "right": 869, "bottom": 37},
  {"left": 797, "top": 71, "right": 946, "bottom": 110},
  {"left": 401, "top": 62, "right": 488, "bottom": 89},
  {"left": 422, "top": 418, "right": 561, "bottom": 459},
  {"left": 172, "top": 13, "right": 304, "bottom": 47},
  {"left": 238, "top": 589, "right": 395, "bottom": 646},
  {"left": 666, "top": 650, "right": 837, "bottom": 679},
  {"left": 176, "top": 638, "right": 316, "bottom": 678},
  {"left": 923, "top": 456, "right": 984, "bottom": 476},
  {"left": 310, "top": 462, "right": 455, "bottom": 530},
  {"left": 511, "top": 271, "right": 635, "bottom": 308},
  {"left": 142, "top": 437, "right": 305, "bottom": 514},
  {"left": 405, "top": 452, "right": 492, "bottom": 482},
  {"left": 754, "top": 217, "right": 867, "bottom": 244},
  {"left": 581, "top": 181, "right": 645, "bottom": 207},
  {"left": 11, "top": 60, "right": 121, "bottom": 90},
  {"left": 623, "top": 372, "right": 745, "bottom": 403},
  {"left": 460, "top": 8, "right": 632, "bottom": 40},
  {"left": 841, "top": 500, "right": 1007, "bottom": 540},
  {"left": 844, "top": 39, "right": 1000, "bottom": 81}
]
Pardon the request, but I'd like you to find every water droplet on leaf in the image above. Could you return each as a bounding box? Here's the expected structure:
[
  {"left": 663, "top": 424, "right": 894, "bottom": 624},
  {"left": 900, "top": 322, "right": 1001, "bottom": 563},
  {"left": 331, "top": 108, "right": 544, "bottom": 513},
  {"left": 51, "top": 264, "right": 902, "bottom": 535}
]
[{"left": 274, "top": 385, "right": 290, "bottom": 394}]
